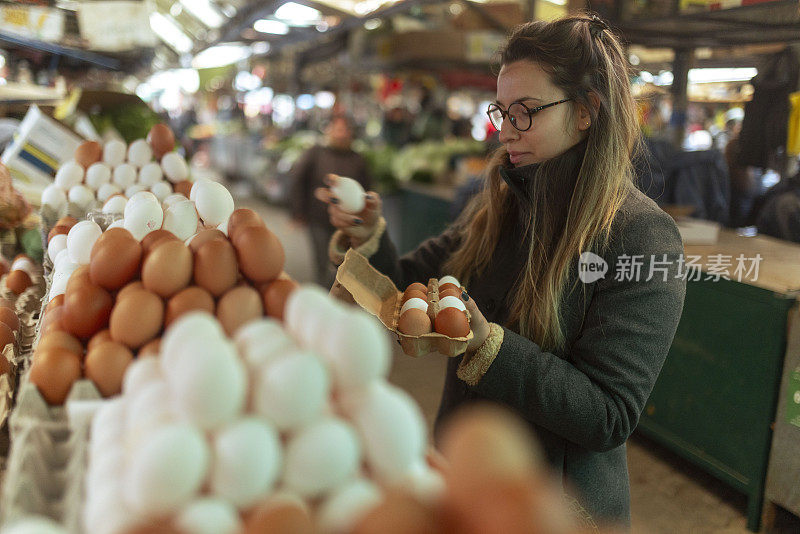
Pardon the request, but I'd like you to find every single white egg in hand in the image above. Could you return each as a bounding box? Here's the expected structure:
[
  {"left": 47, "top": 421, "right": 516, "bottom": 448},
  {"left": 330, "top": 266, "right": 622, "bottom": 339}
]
[
  {"left": 41, "top": 184, "right": 67, "bottom": 213},
  {"left": 55, "top": 160, "right": 84, "bottom": 189},
  {"left": 66, "top": 220, "right": 102, "bottom": 265},
  {"left": 128, "top": 139, "right": 153, "bottom": 167},
  {"left": 162, "top": 152, "right": 189, "bottom": 183},
  {"left": 86, "top": 162, "right": 112, "bottom": 190},
  {"left": 330, "top": 176, "right": 366, "bottom": 214},
  {"left": 103, "top": 139, "right": 127, "bottom": 167},
  {"left": 113, "top": 163, "right": 137, "bottom": 189}
]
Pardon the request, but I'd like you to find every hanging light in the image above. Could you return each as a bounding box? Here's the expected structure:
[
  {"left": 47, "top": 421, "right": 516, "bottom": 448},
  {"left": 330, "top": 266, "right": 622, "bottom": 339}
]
[{"left": 254, "top": 19, "right": 290, "bottom": 35}]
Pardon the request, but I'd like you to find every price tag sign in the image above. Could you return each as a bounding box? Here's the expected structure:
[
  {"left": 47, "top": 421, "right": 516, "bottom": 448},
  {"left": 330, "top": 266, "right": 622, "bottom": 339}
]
[{"left": 0, "top": 5, "right": 65, "bottom": 42}]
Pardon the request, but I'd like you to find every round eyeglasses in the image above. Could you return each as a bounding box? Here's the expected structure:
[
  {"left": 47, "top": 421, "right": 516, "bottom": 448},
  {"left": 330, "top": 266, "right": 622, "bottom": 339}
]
[{"left": 487, "top": 98, "right": 572, "bottom": 132}]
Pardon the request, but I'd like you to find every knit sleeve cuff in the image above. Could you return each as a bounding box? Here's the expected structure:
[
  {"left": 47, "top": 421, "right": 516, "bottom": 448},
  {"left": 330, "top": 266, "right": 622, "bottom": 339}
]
[
  {"left": 456, "top": 323, "right": 505, "bottom": 386},
  {"left": 329, "top": 217, "right": 387, "bottom": 266}
]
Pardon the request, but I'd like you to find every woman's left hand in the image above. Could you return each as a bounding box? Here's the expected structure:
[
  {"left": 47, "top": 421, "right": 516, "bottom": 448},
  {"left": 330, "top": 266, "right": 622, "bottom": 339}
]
[{"left": 462, "top": 292, "right": 491, "bottom": 353}]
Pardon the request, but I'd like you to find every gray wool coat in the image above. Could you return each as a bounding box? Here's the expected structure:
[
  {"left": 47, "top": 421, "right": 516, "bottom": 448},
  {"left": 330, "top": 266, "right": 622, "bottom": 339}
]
[{"left": 366, "top": 165, "right": 687, "bottom": 527}]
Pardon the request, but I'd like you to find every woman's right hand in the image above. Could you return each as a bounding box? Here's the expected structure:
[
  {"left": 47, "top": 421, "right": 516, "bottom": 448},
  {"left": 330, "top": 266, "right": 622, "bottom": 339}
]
[{"left": 314, "top": 174, "right": 383, "bottom": 247}]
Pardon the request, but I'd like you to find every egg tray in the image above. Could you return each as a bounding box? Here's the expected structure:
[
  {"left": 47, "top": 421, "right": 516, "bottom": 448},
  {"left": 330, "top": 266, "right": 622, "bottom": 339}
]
[
  {"left": 334, "top": 249, "right": 473, "bottom": 358},
  {"left": 0, "top": 411, "right": 90, "bottom": 533},
  {"left": 40, "top": 209, "right": 118, "bottom": 279}
]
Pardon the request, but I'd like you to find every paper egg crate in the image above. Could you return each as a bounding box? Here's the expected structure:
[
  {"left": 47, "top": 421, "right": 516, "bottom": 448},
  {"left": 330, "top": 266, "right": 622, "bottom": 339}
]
[{"left": 334, "top": 249, "right": 472, "bottom": 357}]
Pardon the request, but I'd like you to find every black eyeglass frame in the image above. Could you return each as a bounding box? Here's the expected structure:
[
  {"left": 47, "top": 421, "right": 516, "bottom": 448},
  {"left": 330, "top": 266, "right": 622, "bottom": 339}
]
[{"left": 487, "top": 98, "right": 572, "bottom": 132}]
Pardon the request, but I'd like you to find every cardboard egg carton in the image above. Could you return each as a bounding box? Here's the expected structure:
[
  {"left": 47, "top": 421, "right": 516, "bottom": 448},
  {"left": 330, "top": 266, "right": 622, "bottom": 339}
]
[
  {"left": 0, "top": 410, "right": 90, "bottom": 533},
  {"left": 334, "top": 249, "right": 473, "bottom": 357}
]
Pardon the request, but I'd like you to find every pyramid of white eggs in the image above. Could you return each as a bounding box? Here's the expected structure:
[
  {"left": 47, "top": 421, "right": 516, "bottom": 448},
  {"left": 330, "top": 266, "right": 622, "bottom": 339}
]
[
  {"left": 40, "top": 125, "right": 192, "bottom": 216},
  {"left": 83, "top": 286, "right": 440, "bottom": 534}
]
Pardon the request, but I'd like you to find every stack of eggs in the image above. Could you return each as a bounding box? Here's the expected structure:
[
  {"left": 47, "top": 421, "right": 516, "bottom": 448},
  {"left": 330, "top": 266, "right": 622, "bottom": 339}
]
[
  {"left": 397, "top": 276, "right": 470, "bottom": 338},
  {"left": 2, "top": 254, "right": 37, "bottom": 296},
  {"left": 29, "top": 202, "right": 290, "bottom": 405},
  {"left": 40, "top": 124, "right": 192, "bottom": 217},
  {"left": 82, "top": 284, "right": 439, "bottom": 534}
]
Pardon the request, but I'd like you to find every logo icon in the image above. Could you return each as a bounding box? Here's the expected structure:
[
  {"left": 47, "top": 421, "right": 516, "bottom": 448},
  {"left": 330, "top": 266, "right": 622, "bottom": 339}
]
[{"left": 578, "top": 252, "right": 608, "bottom": 284}]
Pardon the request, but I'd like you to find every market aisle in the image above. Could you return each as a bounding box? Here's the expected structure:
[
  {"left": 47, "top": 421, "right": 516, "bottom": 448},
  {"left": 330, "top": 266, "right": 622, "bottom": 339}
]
[{"left": 245, "top": 195, "right": 798, "bottom": 534}]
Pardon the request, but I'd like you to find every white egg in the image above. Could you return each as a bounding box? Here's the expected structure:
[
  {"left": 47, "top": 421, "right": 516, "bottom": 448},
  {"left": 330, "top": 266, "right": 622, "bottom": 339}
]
[
  {"left": 284, "top": 285, "right": 332, "bottom": 341},
  {"left": 254, "top": 350, "right": 329, "bottom": 431},
  {"left": 102, "top": 195, "right": 127, "bottom": 215},
  {"left": 90, "top": 398, "right": 127, "bottom": 460},
  {"left": 400, "top": 461, "right": 446, "bottom": 504},
  {"left": 112, "top": 163, "right": 137, "bottom": 189},
  {"left": 162, "top": 193, "right": 188, "bottom": 209},
  {"left": 128, "top": 139, "right": 153, "bottom": 167},
  {"left": 103, "top": 139, "right": 127, "bottom": 167},
  {"left": 339, "top": 381, "right": 426, "bottom": 483},
  {"left": 439, "top": 275, "right": 460, "bottom": 287},
  {"left": 2, "top": 516, "right": 68, "bottom": 534},
  {"left": 11, "top": 257, "right": 35, "bottom": 276},
  {"left": 330, "top": 176, "right": 366, "bottom": 214},
  {"left": 189, "top": 178, "right": 209, "bottom": 202},
  {"left": 150, "top": 181, "right": 173, "bottom": 202},
  {"left": 194, "top": 181, "right": 234, "bottom": 226},
  {"left": 217, "top": 219, "right": 228, "bottom": 236},
  {"left": 438, "top": 295, "right": 466, "bottom": 312},
  {"left": 86, "top": 162, "right": 112, "bottom": 190},
  {"left": 86, "top": 448, "right": 126, "bottom": 498},
  {"left": 107, "top": 218, "right": 125, "bottom": 230},
  {"left": 48, "top": 276, "right": 68, "bottom": 301},
  {"left": 53, "top": 248, "right": 72, "bottom": 271},
  {"left": 124, "top": 191, "right": 159, "bottom": 218},
  {"left": 124, "top": 184, "right": 147, "bottom": 198},
  {"left": 138, "top": 162, "right": 163, "bottom": 186},
  {"left": 317, "top": 479, "right": 382, "bottom": 534},
  {"left": 400, "top": 297, "right": 428, "bottom": 315},
  {"left": 282, "top": 417, "right": 361, "bottom": 498},
  {"left": 234, "top": 319, "right": 294, "bottom": 369},
  {"left": 47, "top": 234, "right": 68, "bottom": 263},
  {"left": 124, "top": 200, "right": 163, "bottom": 241},
  {"left": 97, "top": 183, "right": 122, "bottom": 203},
  {"left": 66, "top": 220, "right": 102, "bottom": 265},
  {"left": 323, "top": 310, "right": 390, "bottom": 391},
  {"left": 83, "top": 482, "right": 135, "bottom": 534},
  {"left": 68, "top": 184, "right": 96, "bottom": 210},
  {"left": 41, "top": 184, "right": 67, "bottom": 212},
  {"left": 54, "top": 160, "right": 84, "bottom": 189},
  {"left": 163, "top": 200, "right": 199, "bottom": 241},
  {"left": 209, "top": 417, "right": 282, "bottom": 508},
  {"left": 175, "top": 498, "right": 241, "bottom": 534},
  {"left": 122, "top": 357, "right": 164, "bottom": 398},
  {"left": 161, "top": 312, "right": 225, "bottom": 372},
  {"left": 125, "top": 381, "right": 175, "bottom": 450},
  {"left": 161, "top": 152, "right": 189, "bottom": 183},
  {"left": 124, "top": 423, "right": 209, "bottom": 515},
  {"left": 170, "top": 338, "right": 246, "bottom": 430}
]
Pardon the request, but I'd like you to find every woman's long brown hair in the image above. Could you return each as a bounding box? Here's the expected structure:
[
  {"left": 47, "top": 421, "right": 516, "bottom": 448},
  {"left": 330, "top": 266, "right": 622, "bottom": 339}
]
[{"left": 443, "top": 14, "right": 640, "bottom": 351}]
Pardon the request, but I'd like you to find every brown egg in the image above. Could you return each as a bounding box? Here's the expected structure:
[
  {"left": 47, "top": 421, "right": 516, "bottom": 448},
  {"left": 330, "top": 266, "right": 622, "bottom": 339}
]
[
  {"left": 6, "top": 270, "right": 32, "bottom": 295},
  {"left": 398, "top": 308, "right": 432, "bottom": 336},
  {"left": 37, "top": 331, "right": 84, "bottom": 357},
  {"left": 141, "top": 229, "right": 178, "bottom": 255},
  {"left": 85, "top": 341, "right": 134, "bottom": 397},
  {"left": 142, "top": 240, "right": 192, "bottom": 298},
  {"left": 48, "top": 225, "right": 71, "bottom": 243},
  {"left": 232, "top": 226, "right": 285, "bottom": 284},
  {"left": 88, "top": 329, "right": 113, "bottom": 352},
  {"left": 402, "top": 289, "right": 428, "bottom": 304},
  {"left": 406, "top": 282, "right": 427, "bottom": 294},
  {"left": 438, "top": 287, "right": 462, "bottom": 299},
  {"left": 40, "top": 306, "right": 66, "bottom": 335},
  {"left": 117, "top": 281, "right": 145, "bottom": 301},
  {"left": 110, "top": 289, "right": 164, "bottom": 349},
  {"left": 261, "top": 278, "right": 299, "bottom": 322},
  {"left": 45, "top": 294, "right": 65, "bottom": 314},
  {"left": 174, "top": 180, "right": 193, "bottom": 198},
  {"left": 0, "top": 307, "right": 20, "bottom": 333},
  {"left": 217, "top": 285, "right": 263, "bottom": 337},
  {"left": 352, "top": 490, "right": 438, "bottom": 534},
  {"left": 227, "top": 209, "right": 265, "bottom": 241},
  {"left": 0, "top": 322, "right": 14, "bottom": 350},
  {"left": 28, "top": 347, "right": 82, "bottom": 405},
  {"left": 193, "top": 238, "right": 238, "bottom": 297},
  {"left": 66, "top": 265, "right": 92, "bottom": 293},
  {"left": 0, "top": 352, "right": 10, "bottom": 377},
  {"left": 187, "top": 228, "right": 226, "bottom": 253},
  {"left": 56, "top": 215, "right": 78, "bottom": 228},
  {"left": 434, "top": 308, "right": 470, "bottom": 338},
  {"left": 63, "top": 281, "right": 113, "bottom": 340},
  {"left": 0, "top": 298, "right": 14, "bottom": 309},
  {"left": 243, "top": 500, "right": 314, "bottom": 534},
  {"left": 75, "top": 141, "right": 102, "bottom": 168},
  {"left": 120, "top": 519, "right": 182, "bottom": 534},
  {"left": 138, "top": 338, "right": 161, "bottom": 358},
  {"left": 439, "top": 282, "right": 460, "bottom": 294},
  {"left": 90, "top": 228, "right": 143, "bottom": 290},
  {"left": 147, "top": 123, "right": 175, "bottom": 160},
  {"left": 165, "top": 286, "right": 215, "bottom": 327}
]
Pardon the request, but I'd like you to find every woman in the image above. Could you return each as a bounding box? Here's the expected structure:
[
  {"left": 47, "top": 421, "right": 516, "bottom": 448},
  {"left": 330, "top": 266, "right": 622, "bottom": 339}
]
[{"left": 317, "top": 14, "right": 686, "bottom": 527}]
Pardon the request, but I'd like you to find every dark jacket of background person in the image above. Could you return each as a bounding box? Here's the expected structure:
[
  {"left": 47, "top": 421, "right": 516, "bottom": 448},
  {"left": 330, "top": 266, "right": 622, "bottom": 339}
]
[
  {"left": 737, "top": 49, "right": 800, "bottom": 169},
  {"left": 756, "top": 171, "right": 800, "bottom": 243},
  {"left": 338, "top": 162, "right": 687, "bottom": 526}
]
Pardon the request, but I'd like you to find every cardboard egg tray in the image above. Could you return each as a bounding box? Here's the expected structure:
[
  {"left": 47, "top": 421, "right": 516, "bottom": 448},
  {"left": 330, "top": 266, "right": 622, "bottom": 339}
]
[
  {"left": 40, "top": 208, "right": 118, "bottom": 279},
  {"left": 333, "top": 249, "right": 473, "bottom": 358}
]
